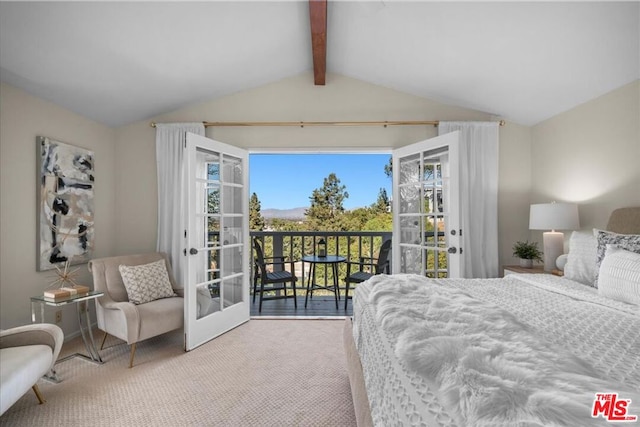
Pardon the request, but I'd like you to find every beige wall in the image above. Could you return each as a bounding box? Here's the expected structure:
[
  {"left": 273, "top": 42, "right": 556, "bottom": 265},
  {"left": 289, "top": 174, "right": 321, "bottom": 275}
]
[
  {"left": 531, "top": 80, "right": 640, "bottom": 239},
  {"left": 0, "top": 83, "right": 116, "bottom": 333},
  {"left": 116, "top": 72, "right": 533, "bottom": 270}
]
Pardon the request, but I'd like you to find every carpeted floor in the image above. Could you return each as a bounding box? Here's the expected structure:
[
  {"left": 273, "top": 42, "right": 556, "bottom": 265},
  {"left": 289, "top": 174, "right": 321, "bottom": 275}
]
[{"left": 0, "top": 319, "right": 356, "bottom": 426}]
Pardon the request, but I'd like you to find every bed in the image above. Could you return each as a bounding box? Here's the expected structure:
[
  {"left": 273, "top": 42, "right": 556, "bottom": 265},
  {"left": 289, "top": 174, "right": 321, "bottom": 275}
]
[{"left": 344, "top": 207, "right": 640, "bottom": 426}]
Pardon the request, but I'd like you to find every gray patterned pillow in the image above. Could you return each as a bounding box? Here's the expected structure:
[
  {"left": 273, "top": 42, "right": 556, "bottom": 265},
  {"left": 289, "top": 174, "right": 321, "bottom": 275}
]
[
  {"left": 598, "top": 245, "right": 640, "bottom": 305},
  {"left": 119, "top": 259, "right": 176, "bottom": 305},
  {"left": 594, "top": 229, "right": 640, "bottom": 288}
]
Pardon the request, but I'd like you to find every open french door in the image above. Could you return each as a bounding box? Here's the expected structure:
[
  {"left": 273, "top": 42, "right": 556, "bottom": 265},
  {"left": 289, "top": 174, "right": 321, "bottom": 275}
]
[
  {"left": 184, "top": 132, "right": 250, "bottom": 351},
  {"left": 392, "top": 131, "right": 461, "bottom": 278}
]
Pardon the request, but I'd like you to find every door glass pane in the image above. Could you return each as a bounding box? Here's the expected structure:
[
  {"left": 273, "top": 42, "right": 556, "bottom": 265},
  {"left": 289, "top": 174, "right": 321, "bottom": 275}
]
[
  {"left": 206, "top": 185, "right": 220, "bottom": 214},
  {"left": 399, "top": 153, "right": 420, "bottom": 185},
  {"left": 400, "top": 184, "right": 420, "bottom": 214},
  {"left": 207, "top": 217, "right": 220, "bottom": 247},
  {"left": 400, "top": 216, "right": 421, "bottom": 245},
  {"left": 401, "top": 246, "right": 422, "bottom": 274},
  {"left": 222, "top": 276, "right": 243, "bottom": 308},
  {"left": 222, "top": 155, "right": 242, "bottom": 185},
  {"left": 221, "top": 247, "right": 243, "bottom": 277},
  {"left": 223, "top": 216, "right": 243, "bottom": 245},
  {"left": 222, "top": 185, "right": 242, "bottom": 215},
  {"left": 197, "top": 282, "right": 221, "bottom": 319}
]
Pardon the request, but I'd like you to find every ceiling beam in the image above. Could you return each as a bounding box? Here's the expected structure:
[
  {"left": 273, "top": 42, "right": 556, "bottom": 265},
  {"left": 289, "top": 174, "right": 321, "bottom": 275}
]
[{"left": 309, "top": 0, "right": 327, "bottom": 85}]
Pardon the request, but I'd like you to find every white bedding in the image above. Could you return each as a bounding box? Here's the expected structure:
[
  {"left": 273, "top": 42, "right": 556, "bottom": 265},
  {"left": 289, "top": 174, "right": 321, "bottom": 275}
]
[{"left": 352, "top": 273, "right": 640, "bottom": 426}]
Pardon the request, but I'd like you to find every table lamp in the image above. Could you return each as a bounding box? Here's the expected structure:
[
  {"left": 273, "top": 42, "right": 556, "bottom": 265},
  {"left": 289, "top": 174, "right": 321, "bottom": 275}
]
[{"left": 529, "top": 202, "right": 579, "bottom": 272}]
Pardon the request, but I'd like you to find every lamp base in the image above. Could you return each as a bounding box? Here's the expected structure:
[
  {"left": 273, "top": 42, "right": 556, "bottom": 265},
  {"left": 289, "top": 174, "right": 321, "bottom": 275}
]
[{"left": 542, "top": 232, "right": 564, "bottom": 272}]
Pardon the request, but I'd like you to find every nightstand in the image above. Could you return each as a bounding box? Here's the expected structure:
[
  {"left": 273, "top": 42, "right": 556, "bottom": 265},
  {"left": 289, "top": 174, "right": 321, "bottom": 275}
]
[{"left": 503, "top": 265, "right": 563, "bottom": 277}]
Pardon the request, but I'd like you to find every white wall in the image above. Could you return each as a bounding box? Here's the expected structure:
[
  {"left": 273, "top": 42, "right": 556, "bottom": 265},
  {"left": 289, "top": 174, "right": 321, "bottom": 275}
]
[
  {"left": 116, "top": 72, "right": 532, "bottom": 271},
  {"left": 0, "top": 83, "right": 116, "bottom": 334},
  {"left": 531, "top": 80, "right": 640, "bottom": 239}
]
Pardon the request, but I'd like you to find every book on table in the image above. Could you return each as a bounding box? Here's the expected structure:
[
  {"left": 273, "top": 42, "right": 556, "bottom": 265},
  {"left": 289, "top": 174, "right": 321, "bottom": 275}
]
[{"left": 44, "top": 285, "right": 91, "bottom": 301}]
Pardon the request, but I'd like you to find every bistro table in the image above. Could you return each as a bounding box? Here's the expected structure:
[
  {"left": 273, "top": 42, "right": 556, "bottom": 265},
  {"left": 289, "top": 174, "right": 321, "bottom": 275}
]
[{"left": 302, "top": 255, "right": 346, "bottom": 309}]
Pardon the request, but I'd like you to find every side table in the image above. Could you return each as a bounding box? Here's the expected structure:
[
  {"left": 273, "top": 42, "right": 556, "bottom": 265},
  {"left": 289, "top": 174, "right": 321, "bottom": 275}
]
[{"left": 31, "top": 291, "right": 105, "bottom": 380}]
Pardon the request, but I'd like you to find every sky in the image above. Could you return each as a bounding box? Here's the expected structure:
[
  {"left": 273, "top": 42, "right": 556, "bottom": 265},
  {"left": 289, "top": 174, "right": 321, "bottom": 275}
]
[{"left": 249, "top": 153, "right": 392, "bottom": 210}]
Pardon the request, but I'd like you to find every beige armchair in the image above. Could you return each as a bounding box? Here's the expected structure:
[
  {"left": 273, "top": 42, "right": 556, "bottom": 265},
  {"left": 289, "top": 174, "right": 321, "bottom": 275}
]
[
  {"left": 0, "top": 323, "right": 64, "bottom": 415},
  {"left": 88, "top": 252, "right": 183, "bottom": 368}
]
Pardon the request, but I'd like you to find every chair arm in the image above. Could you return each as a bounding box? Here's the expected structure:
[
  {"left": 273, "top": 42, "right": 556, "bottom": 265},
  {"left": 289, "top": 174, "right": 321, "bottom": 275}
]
[
  {"left": 98, "top": 300, "right": 141, "bottom": 343},
  {"left": 0, "top": 324, "right": 64, "bottom": 368}
]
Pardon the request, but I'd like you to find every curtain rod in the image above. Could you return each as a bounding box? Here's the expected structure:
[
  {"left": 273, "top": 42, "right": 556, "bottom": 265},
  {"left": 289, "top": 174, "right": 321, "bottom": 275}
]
[{"left": 150, "top": 120, "right": 506, "bottom": 128}]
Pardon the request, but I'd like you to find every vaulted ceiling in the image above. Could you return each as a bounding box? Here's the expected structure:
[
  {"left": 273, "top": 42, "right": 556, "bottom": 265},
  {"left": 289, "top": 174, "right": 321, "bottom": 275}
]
[{"left": 0, "top": 1, "right": 638, "bottom": 128}]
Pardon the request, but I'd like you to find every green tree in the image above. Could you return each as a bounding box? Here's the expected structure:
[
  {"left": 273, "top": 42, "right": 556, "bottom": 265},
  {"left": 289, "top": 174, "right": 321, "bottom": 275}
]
[
  {"left": 249, "top": 192, "right": 265, "bottom": 231},
  {"left": 372, "top": 188, "right": 390, "bottom": 213},
  {"left": 305, "top": 173, "right": 349, "bottom": 231}
]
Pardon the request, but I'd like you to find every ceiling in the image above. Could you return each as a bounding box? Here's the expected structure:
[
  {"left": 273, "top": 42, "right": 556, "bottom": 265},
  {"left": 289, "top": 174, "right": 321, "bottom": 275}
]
[{"left": 1, "top": 1, "right": 638, "bottom": 128}]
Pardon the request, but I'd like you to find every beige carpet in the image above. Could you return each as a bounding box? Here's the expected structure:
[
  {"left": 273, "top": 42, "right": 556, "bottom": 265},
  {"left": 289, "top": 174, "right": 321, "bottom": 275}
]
[{"left": 0, "top": 320, "right": 356, "bottom": 426}]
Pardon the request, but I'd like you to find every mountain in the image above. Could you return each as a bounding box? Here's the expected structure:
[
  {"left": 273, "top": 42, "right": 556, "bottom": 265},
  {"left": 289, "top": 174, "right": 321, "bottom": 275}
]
[{"left": 262, "top": 207, "right": 307, "bottom": 220}]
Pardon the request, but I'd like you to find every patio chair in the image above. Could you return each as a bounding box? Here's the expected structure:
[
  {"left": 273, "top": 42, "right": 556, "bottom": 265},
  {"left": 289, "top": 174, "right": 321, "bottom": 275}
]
[
  {"left": 344, "top": 239, "right": 392, "bottom": 310},
  {"left": 253, "top": 238, "right": 298, "bottom": 313}
]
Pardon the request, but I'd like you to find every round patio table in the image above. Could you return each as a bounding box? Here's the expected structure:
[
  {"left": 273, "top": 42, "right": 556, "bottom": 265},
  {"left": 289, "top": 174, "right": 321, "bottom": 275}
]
[{"left": 302, "top": 255, "right": 346, "bottom": 310}]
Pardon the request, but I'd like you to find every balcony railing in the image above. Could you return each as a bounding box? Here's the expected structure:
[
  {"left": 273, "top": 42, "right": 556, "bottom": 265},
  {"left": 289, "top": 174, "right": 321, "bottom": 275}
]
[{"left": 250, "top": 230, "right": 392, "bottom": 294}]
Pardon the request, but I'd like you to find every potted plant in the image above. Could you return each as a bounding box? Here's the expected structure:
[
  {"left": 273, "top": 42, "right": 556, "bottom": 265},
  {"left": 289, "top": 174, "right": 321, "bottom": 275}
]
[{"left": 512, "top": 241, "right": 543, "bottom": 268}]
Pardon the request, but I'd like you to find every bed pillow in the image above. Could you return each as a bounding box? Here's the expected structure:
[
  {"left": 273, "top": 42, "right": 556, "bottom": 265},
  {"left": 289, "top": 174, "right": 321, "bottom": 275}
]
[
  {"left": 594, "top": 229, "right": 640, "bottom": 287},
  {"left": 597, "top": 245, "right": 640, "bottom": 305},
  {"left": 119, "top": 259, "right": 176, "bottom": 305},
  {"left": 563, "top": 230, "right": 597, "bottom": 286}
]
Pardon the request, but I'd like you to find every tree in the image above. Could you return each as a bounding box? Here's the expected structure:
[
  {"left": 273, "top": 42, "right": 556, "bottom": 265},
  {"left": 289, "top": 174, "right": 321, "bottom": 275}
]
[
  {"left": 249, "top": 192, "right": 265, "bottom": 231},
  {"left": 372, "top": 188, "right": 390, "bottom": 213},
  {"left": 305, "top": 173, "right": 349, "bottom": 231}
]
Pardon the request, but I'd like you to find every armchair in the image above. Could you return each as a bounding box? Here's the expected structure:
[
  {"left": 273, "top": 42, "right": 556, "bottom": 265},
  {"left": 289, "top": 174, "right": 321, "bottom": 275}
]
[
  {"left": 87, "top": 252, "right": 183, "bottom": 368},
  {"left": 344, "top": 239, "right": 392, "bottom": 310},
  {"left": 0, "top": 323, "right": 63, "bottom": 415},
  {"left": 253, "top": 238, "right": 298, "bottom": 312}
]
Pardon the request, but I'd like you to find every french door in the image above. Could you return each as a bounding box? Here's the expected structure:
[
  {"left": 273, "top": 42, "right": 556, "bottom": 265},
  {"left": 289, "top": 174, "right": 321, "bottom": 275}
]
[
  {"left": 392, "top": 131, "right": 461, "bottom": 278},
  {"left": 184, "top": 132, "right": 250, "bottom": 351}
]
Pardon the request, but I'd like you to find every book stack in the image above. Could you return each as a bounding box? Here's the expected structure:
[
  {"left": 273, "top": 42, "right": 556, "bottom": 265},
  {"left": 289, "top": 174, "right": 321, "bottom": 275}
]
[{"left": 44, "top": 285, "right": 90, "bottom": 301}]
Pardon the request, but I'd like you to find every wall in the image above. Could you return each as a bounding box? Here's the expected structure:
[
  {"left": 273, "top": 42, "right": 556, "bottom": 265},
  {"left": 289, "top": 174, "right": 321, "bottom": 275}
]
[
  {"left": 531, "top": 80, "right": 640, "bottom": 238},
  {"left": 115, "top": 72, "right": 533, "bottom": 272},
  {"left": 0, "top": 83, "right": 116, "bottom": 334}
]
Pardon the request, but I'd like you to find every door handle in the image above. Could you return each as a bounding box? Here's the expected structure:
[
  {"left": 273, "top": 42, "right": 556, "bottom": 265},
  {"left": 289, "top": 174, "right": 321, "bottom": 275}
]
[
  {"left": 447, "top": 247, "right": 457, "bottom": 254},
  {"left": 189, "top": 248, "right": 198, "bottom": 255}
]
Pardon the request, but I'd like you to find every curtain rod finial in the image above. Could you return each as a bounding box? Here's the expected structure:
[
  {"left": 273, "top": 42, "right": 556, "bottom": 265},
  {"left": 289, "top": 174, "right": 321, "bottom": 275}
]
[{"left": 150, "top": 122, "right": 156, "bottom": 128}]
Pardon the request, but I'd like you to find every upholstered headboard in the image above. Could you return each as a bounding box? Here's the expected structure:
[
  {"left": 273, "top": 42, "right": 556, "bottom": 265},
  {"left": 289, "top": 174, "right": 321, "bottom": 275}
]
[{"left": 606, "top": 207, "right": 640, "bottom": 234}]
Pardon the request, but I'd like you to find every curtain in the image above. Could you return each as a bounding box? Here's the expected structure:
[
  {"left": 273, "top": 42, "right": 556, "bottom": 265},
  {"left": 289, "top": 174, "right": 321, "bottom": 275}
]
[
  {"left": 439, "top": 121, "right": 499, "bottom": 278},
  {"left": 155, "top": 123, "right": 205, "bottom": 287}
]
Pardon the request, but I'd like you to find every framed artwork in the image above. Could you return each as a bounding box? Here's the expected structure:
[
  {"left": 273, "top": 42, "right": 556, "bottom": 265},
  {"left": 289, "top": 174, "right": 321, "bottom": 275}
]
[{"left": 37, "top": 136, "right": 95, "bottom": 271}]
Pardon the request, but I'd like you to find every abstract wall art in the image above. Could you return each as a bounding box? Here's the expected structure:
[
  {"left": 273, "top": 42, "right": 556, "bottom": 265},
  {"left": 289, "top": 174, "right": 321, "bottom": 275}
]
[{"left": 37, "top": 136, "right": 95, "bottom": 271}]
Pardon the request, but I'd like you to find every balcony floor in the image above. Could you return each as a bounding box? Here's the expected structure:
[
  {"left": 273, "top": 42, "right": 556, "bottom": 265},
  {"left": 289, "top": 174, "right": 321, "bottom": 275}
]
[{"left": 250, "top": 294, "right": 353, "bottom": 318}]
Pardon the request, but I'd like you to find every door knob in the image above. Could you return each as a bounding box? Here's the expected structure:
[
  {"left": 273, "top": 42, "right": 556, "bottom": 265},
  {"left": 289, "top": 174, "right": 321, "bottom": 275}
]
[
  {"left": 189, "top": 248, "right": 198, "bottom": 255},
  {"left": 447, "top": 247, "right": 457, "bottom": 254}
]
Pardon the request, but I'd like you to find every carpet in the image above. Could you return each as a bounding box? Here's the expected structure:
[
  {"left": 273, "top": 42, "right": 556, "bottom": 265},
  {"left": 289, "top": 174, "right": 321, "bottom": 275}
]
[{"left": 0, "top": 319, "right": 356, "bottom": 426}]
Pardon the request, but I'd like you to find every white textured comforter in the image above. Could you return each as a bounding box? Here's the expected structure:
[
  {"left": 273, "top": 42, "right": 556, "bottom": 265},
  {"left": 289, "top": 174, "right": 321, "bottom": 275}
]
[{"left": 353, "top": 274, "right": 640, "bottom": 426}]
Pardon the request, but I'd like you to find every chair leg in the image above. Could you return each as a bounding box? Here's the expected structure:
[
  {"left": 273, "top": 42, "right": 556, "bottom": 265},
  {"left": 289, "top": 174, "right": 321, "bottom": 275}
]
[
  {"left": 345, "top": 281, "right": 350, "bottom": 310},
  {"left": 292, "top": 280, "right": 297, "bottom": 309},
  {"left": 129, "top": 343, "right": 137, "bottom": 368},
  {"left": 32, "top": 385, "right": 45, "bottom": 404},
  {"left": 100, "top": 331, "right": 109, "bottom": 350},
  {"left": 259, "top": 282, "right": 265, "bottom": 313}
]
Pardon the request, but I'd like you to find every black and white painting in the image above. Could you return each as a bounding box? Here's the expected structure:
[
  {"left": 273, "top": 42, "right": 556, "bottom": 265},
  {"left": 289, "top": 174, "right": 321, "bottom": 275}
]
[{"left": 37, "top": 136, "right": 95, "bottom": 271}]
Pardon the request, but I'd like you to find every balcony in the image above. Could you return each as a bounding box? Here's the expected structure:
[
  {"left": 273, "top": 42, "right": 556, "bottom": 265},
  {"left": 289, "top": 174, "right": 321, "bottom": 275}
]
[{"left": 249, "top": 230, "right": 392, "bottom": 317}]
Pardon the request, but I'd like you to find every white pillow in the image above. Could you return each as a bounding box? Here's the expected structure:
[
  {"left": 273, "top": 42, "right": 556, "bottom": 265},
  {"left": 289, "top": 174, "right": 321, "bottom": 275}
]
[
  {"left": 593, "top": 229, "right": 640, "bottom": 287},
  {"left": 119, "top": 259, "right": 176, "bottom": 305},
  {"left": 563, "top": 230, "right": 597, "bottom": 287},
  {"left": 597, "top": 245, "right": 640, "bottom": 305}
]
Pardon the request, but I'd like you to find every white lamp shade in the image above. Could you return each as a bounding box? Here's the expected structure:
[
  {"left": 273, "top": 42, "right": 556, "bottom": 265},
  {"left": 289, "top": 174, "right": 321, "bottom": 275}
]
[{"left": 529, "top": 203, "right": 579, "bottom": 231}]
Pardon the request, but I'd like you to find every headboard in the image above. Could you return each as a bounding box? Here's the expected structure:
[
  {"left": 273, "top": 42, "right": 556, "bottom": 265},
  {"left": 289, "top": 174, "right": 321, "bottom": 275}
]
[{"left": 606, "top": 207, "right": 640, "bottom": 234}]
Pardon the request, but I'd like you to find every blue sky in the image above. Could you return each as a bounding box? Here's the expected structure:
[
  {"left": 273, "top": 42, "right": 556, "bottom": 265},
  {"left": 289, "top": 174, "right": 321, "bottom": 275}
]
[{"left": 249, "top": 154, "right": 392, "bottom": 210}]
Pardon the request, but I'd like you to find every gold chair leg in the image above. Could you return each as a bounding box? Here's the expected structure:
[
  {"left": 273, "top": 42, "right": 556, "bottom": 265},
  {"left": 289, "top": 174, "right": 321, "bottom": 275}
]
[
  {"left": 129, "top": 343, "right": 137, "bottom": 368},
  {"left": 32, "top": 385, "right": 45, "bottom": 404},
  {"left": 100, "top": 331, "right": 109, "bottom": 350}
]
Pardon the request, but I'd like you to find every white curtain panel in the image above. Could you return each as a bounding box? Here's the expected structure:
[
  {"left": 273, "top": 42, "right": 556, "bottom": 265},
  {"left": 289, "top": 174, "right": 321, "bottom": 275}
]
[
  {"left": 439, "top": 122, "right": 499, "bottom": 278},
  {"left": 155, "top": 123, "right": 205, "bottom": 287}
]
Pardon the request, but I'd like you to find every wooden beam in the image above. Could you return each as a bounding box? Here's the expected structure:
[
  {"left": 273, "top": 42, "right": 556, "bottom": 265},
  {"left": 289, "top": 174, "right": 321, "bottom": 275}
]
[{"left": 309, "top": 0, "right": 327, "bottom": 85}]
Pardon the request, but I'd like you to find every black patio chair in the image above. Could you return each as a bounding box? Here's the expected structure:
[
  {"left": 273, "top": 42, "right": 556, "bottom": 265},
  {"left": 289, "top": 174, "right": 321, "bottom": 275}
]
[
  {"left": 344, "top": 239, "right": 391, "bottom": 310},
  {"left": 253, "top": 238, "right": 298, "bottom": 313}
]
